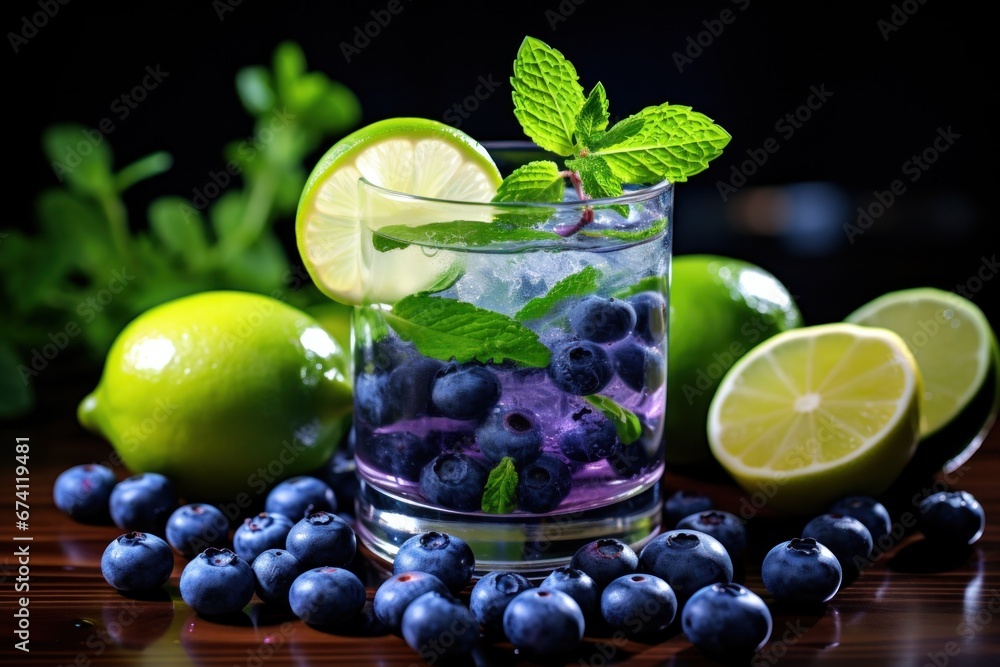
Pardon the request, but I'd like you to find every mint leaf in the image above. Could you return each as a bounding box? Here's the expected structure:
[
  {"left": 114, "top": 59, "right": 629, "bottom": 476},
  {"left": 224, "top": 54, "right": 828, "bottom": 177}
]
[
  {"left": 373, "top": 221, "right": 562, "bottom": 253},
  {"left": 482, "top": 457, "right": 518, "bottom": 514},
  {"left": 580, "top": 217, "right": 668, "bottom": 242},
  {"left": 588, "top": 116, "right": 645, "bottom": 151},
  {"left": 591, "top": 103, "right": 731, "bottom": 183},
  {"left": 515, "top": 266, "right": 601, "bottom": 321},
  {"left": 583, "top": 395, "right": 642, "bottom": 445},
  {"left": 566, "top": 156, "right": 627, "bottom": 217},
  {"left": 614, "top": 275, "right": 668, "bottom": 299},
  {"left": 494, "top": 161, "right": 565, "bottom": 203},
  {"left": 576, "top": 82, "right": 609, "bottom": 144},
  {"left": 383, "top": 295, "right": 552, "bottom": 367},
  {"left": 511, "top": 36, "right": 586, "bottom": 156}
]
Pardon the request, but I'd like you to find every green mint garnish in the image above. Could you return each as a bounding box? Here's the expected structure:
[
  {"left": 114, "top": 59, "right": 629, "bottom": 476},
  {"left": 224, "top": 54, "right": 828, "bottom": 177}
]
[
  {"left": 494, "top": 161, "right": 565, "bottom": 203},
  {"left": 613, "top": 275, "right": 668, "bottom": 299},
  {"left": 583, "top": 395, "right": 642, "bottom": 445},
  {"left": 373, "top": 220, "right": 561, "bottom": 253},
  {"left": 495, "top": 35, "right": 730, "bottom": 235},
  {"left": 514, "top": 266, "right": 601, "bottom": 321},
  {"left": 511, "top": 37, "right": 585, "bottom": 156},
  {"left": 382, "top": 294, "right": 551, "bottom": 367},
  {"left": 482, "top": 456, "right": 518, "bottom": 514},
  {"left": 579, "top": 217, "right": 667, "bottom": 242}
]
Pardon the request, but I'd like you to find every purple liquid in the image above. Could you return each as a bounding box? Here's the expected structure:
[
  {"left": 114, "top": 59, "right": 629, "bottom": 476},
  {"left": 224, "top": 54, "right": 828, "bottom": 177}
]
[{"left": 354, "top": 333, "right": 666, "bottom": 515}]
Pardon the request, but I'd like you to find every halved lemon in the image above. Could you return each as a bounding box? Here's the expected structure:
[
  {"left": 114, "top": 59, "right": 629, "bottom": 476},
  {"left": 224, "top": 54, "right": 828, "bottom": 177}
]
[
  {"left": 296, "top": 118, "right": 503, "bottom": 305},
  {"left": 846, "top": 288, "right": 1000, "bottom": 470},
  {"left": 707, "top": 323, "right": 922, "bottom": 514}
]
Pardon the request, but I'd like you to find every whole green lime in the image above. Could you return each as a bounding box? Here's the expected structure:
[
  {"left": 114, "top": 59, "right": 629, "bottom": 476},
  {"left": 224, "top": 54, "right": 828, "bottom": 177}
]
[
  {"left": 78, "top": 291, "right": 353, "bottom": 501},
  {"left": 665, "top": 255, "right": 802, "bottom": 465}
]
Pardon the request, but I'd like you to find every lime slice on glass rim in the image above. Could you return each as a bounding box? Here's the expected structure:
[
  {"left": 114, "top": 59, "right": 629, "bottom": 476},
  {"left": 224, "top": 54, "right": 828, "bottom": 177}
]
[
  {"left": 707, "top": 323, "right": 922, "bottom": 515},
  {"left": 296, "top": 117, "right": 503, "bottom": 305},
  {"left": 846, "top": 287, "right": 1000, "bottom": 471}
]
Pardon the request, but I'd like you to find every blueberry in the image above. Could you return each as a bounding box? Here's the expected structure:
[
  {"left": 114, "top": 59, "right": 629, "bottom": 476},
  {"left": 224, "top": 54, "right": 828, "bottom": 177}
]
[
  {"left": 676, "top": 511, "right": 747, "bottom": 560},
  {"left": 548, "top": 340, "right": 614, "bottom": 395},
  {"left": 503, "top": 589, "right": 585, "bottom": 655},
  {"left": 321, "top": 446, "right": 359, "bottom": 517},
  {"left": 392, "top": 531, "right": 475, "bottom": 594},
  {"left": 419, "top": 453, "right": 488, "bottom": 511},
  {"left": 570, "top": 538, "right": 639, "bottom": 588},
  {"left": 354, "top": 373, "right": 392, "bottom": 427},
  {"left": 285, "top": 511, "right": 357, "bottom": 568},
  {"left": 289, "top": 567, "right": 366, "bottom": 626},
  {"left": 374, "top": 571, "right": 451, "bottom": 631},
  {"left": 53, "top": 463, "right": 116, "bottom": 523},
  {"left": 664, "top": 490, "right": 715, "bottom": 529},
  {"left": 540, "top": 567, "right": 600, "bottom": 618},
  {"left": 165, "top": 503, "right": 230, "bottom": 557},
  {"left": 918, "top": 490, "right": 985, "bottom": 546},
  {"left": 601, "top": 573, "right": 677, "bottom": 634},
  {"left": 614, "top": 342, "right": 665, "bottom": 392},
  {"left": 568, "top": 296, "right": 637, "bottom": 343},
  {"left": 109, "top": 473, "right": 178, "bottom": 533},
  {"left": 516, "top": 454, "right": 572, "bottom": 513},
  {"left": 476, "top": 406, "right": 543, "bottom": 466},
  {"left": 469, "top": 571, "right": 533, "bottom": 632},
  {"left": 628, "top": 291, "right": 667, "bottom": 344},
  {"left": 387, "top": 357, "right": 447, "bottom": 420},
  {"left": 682, "top": 583, "right": 772, "bottom": 656},
  {"left": 638, "top": 530, "right": 734, "bottom": 601},
  {"left": 369, "top": 431, "right": 440, "bottom": 481},
  {"left": 369, "top": 334, "right": 410, "bottom": 374},
  {"left": 180, "top": 547, "right": 255, "bottom": 616},
  {"left": 762, "top": 538, "right": 842, "bottom": 604},
  {"left": 101, "top": 532, "right": 174, "bottom": 591},
  {"left": 558, "top": 407, "right": 619, "bottom": 462},
  {"left": 266, "top": 476, "right": 338, "bottom": 520},
  {"left": 402, "top": 592, "right": 479, "bottom": 657},
  {"left": 232, "top": 512, "right": 295, "bottom": 564},
  {"left": 431, "top": 365, "right": 501, "bottom": 421},
  {"left": 251, "top": 548, "right": 304, "bottom": 607},
  {"left": 802, "top": 513, "right": 873, "bottom": 583},
  {"left": 830, "top": 496, "right": 892, "bottom": 546},
  {"left": 607, "top": 439, "right": 653, "bottom": 477}
]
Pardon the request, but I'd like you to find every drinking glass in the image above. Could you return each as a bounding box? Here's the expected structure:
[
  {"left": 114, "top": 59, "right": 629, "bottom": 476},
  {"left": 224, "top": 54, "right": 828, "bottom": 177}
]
[{"left": 352, "top": 146, "right": 673, "bottom": 574}]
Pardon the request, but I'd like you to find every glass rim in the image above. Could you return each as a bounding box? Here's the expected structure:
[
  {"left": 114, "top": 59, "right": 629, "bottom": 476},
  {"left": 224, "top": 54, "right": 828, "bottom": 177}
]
[{"left": 357, "top": 173, "right": 673, "bottom": 209}]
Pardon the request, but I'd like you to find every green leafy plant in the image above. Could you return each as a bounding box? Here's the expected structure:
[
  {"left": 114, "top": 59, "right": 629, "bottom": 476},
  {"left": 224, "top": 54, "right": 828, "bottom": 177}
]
[
  {"left": 497, "top": 36, "right": 731, "bottom": 234},
  {"left": 0, "top": 42, "right": 361, "bottom": 418}
]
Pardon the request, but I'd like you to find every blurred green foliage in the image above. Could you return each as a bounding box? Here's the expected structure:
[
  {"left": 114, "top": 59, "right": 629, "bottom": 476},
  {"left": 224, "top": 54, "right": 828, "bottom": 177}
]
[{"left": 0, "top": 42, "right": 361, "bottom": 418}]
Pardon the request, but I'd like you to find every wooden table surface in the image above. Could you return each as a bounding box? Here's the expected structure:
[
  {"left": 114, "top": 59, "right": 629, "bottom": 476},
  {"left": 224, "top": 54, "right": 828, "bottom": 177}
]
[{"left": 2, "top": 380, "right": 999, "bottom": 666}]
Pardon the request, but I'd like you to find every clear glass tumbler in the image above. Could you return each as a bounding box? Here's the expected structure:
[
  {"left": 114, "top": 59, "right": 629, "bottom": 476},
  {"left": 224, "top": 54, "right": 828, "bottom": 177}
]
[{"left": 352, "top": 148, "right": 673, "bottom": 575}]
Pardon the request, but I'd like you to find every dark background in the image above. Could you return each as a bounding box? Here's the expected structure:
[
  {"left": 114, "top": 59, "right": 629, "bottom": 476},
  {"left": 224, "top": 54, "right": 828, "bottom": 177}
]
[{"left": 4, "top": 0, "right": 996, "bottom": 326}]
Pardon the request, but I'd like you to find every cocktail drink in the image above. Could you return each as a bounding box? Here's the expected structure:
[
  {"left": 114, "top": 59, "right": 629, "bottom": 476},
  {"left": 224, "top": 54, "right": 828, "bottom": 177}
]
[
  {"left": 352, "top": 164, "right": 672, "bottom": 571},
  {"left": 294, "top": 36, "right": 730, "bottom": 573}
]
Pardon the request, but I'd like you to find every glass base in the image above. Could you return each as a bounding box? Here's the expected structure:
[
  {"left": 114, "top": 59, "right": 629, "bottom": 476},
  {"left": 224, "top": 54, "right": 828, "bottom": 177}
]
[{"left": 355, "top": 479, "right": 662, "bottom": 579}]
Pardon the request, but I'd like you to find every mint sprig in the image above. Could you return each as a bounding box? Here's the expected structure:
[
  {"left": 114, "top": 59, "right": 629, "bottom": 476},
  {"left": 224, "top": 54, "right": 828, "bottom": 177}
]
[
  {"left": 584, "top": 395, "right": 642, "bottom": 445},
  {"left": 496, "top": 36, "right": 730, "bottom": 234},
  {"left": 515, "top": 266, "right": 601, "bottom": 321},
  {"left": 482, "top": 456, "right": 518, "bottom": 514},
  {"left": 382, "top": 294, "right": 551, "bottom": 367}
]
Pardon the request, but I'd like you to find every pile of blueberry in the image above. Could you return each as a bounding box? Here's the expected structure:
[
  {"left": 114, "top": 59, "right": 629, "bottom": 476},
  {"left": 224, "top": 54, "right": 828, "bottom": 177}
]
[
  {"left": 53, "top": 458, "right": 987, "bottom": 660},
  {"left": 353, "top": 292, "right": 668, "bottom": 514}
]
